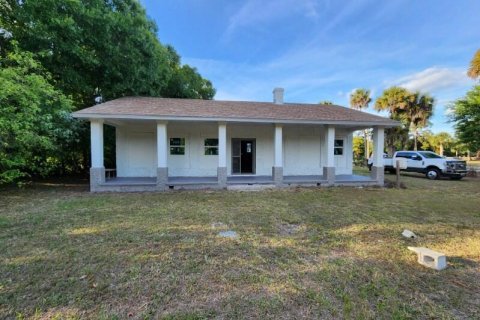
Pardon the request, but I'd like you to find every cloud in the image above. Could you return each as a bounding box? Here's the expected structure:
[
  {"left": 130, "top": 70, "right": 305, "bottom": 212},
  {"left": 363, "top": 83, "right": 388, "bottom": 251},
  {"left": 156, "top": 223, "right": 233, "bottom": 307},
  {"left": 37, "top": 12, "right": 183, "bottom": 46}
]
[
  {"left": 224, "top": 0, "right": 319, "bottom": 38},
  {"left": 395, "top": 67, "right": 471, "bottom": 93}
]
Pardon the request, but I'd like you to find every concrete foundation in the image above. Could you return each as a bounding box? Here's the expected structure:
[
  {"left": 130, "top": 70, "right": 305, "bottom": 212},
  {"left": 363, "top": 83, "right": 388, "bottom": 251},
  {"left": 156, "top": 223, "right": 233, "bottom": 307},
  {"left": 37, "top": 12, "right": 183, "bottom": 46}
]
[
  {"left": 323, "top": 167, "right": 335, "bottom": 185},
  {"left": 90, "top": 167, "right": 105, "bottom": 192},
  {"left": 272, "top": 166, "right": 283, "bottom": 185},
  {"left": 157, "top": 167, "right": 168, "bottom": 191},
  {"left": 370, "top": 166, "right": 384, "bottom": 186},
  {"left": 217, "top": 167, "right": 227, "bottom": 188}
]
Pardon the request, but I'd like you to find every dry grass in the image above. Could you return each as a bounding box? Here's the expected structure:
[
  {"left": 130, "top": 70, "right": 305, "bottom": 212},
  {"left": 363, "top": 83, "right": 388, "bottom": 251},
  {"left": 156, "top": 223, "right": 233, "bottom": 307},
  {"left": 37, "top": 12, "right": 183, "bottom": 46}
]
[{"left": 1, "top": 172, "right": 479, "bottom": 319}]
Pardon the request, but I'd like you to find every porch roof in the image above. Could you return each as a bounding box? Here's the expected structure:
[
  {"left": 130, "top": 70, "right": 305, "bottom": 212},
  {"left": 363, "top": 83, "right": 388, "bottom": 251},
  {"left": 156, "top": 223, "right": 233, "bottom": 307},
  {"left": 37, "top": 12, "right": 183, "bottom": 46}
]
[{"left": 72, "top": 97, "right": 399, "bottom": 127}]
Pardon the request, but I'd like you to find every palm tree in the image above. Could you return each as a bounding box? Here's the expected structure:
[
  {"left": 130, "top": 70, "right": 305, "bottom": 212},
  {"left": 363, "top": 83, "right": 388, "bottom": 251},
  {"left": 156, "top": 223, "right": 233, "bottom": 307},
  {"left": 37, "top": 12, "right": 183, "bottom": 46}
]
[
  {"left": 349, "top": 89, "right": 372, "bottom": 160},
  {"left": 406, "top": 93, "right": 434, "bottom": 150},
  {"left": 467, "top": 49, "right": 480, "bottom": 80}
]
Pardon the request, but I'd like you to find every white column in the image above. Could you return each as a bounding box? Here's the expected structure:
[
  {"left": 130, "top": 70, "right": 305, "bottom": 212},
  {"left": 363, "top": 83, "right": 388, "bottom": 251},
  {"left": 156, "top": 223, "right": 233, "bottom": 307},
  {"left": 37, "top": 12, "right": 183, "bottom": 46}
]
[
  {"left": 325, "top": 126, "right": 335, "bottom": 167},
  {"left": 157, "top": 121, "right": 168, "bottom": 168},
  {"left": 90, "top": 119, "right": 104, "bottom": 168},
  {"left": 372, "top": 127, "right": 385, "bottom": 167},
  {"left": 218, "top": 122, "right": 227, "bottom": 168},
  {"left": 274, "top": 124, "right": 283, "bottom": 167}
]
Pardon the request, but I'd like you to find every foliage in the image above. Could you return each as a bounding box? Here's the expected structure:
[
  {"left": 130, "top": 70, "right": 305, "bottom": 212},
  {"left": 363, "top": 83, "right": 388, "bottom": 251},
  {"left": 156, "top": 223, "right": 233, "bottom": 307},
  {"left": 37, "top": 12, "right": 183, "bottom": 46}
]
[
  {"left": 467, "top": 49, "right": 480, "bottom": 80},
  {"left": 349, "top": 88, "right": 371, "bottom": 110},
  {"left": 418, "top": 130, "right": 455, "bottom": 156},
  {"left": 450, "top": 85, "right": 480, "bottom": 152},
  {"left": 0, "top": 45, "right": 75, "bottom": 183},
  {"left": 375, "top": 87, "right": 434, "bottom": 152},
  {"left": 0, "top": 0, "right": 216, "bottom": 183},
  {"left": 352, "top": 136, "right": 365, "bottom": 165},
  {"left": 318, "top": 100, "right": 333, "bottom": 105},
  {"left": 350, "top": 88, "right": 372, "bottom": 158}
]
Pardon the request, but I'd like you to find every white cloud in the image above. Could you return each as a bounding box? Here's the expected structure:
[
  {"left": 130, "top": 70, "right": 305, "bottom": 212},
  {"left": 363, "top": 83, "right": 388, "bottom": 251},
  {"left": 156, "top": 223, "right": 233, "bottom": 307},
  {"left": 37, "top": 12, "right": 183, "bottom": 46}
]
[
  {"left": 395, "top": 67, "right": 470, "bottom": 93},
  {"left": 224, "top": 0, "right": 319, "bottom": 38}
]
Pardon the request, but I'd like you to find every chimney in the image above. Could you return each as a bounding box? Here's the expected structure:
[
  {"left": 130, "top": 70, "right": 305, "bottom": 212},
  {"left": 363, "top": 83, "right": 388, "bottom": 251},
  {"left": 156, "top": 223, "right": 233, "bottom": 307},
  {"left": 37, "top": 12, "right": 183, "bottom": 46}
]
[{"left": 273, "top": 87, "right": 284, "bottom": 104}]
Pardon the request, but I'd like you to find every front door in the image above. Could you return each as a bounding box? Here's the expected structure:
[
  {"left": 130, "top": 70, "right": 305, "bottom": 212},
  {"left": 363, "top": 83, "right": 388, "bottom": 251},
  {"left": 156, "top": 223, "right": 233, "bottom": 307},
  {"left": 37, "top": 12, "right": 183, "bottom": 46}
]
[{"left": 232, "top": 139, "right": 255, "bottom": 174}]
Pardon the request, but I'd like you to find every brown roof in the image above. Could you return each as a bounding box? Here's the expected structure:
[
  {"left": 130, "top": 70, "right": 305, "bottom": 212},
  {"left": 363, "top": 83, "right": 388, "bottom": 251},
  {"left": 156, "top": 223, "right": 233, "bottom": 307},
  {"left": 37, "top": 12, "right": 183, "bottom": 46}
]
[{"left": 73, "top": 97, "right": 398, "bottom": 126}]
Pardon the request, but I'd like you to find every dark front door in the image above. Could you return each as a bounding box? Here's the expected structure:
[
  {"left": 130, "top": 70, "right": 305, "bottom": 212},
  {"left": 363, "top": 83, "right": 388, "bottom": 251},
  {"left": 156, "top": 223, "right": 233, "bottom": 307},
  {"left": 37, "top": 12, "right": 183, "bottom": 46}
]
[{"left": 232, "top": 139, "right": 255, "bottom": 174}]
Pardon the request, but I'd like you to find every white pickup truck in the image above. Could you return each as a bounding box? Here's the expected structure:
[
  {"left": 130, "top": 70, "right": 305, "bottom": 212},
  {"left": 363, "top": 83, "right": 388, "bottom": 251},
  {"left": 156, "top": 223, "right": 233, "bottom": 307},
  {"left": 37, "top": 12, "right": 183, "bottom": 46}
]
[{"left": 383, "top": 151, "right": 467, "bottom": 180}]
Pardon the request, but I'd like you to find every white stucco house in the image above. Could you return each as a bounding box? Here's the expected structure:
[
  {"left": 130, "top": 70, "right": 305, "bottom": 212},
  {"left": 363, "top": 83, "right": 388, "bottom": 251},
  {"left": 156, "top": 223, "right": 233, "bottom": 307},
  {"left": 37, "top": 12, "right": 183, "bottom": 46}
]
[{"left": 72, "top": 88, "right": 398, "bottom": 192}]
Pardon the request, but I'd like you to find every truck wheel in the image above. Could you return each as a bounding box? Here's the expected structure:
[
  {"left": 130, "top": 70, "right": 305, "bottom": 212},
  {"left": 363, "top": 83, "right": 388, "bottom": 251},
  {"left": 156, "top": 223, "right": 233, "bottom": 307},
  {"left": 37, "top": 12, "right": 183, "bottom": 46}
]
[{"left": 425, "top": 168, "right": 440, "bottom": 180}]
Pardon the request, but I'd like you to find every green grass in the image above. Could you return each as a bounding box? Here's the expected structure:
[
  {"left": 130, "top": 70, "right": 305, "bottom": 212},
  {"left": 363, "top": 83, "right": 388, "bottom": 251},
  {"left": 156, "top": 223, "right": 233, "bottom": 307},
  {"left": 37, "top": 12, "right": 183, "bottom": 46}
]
[{"left": 1, "top": 173, "right": 479, "bottom": 319}]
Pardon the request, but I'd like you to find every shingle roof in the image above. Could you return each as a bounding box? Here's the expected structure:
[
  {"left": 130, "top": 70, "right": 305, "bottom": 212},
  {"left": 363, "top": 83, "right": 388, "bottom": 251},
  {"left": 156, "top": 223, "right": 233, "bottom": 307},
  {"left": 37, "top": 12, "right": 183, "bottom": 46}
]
[{"left": 72, "top": 97, "right": 398, "bottom": 126}]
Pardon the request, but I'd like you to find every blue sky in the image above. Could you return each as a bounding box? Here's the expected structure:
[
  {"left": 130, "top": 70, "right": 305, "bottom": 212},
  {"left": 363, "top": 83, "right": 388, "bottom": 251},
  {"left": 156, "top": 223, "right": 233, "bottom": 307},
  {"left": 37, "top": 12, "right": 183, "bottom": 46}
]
[{"left": 141, "top": 0, "right": 480, "bottom": 133}]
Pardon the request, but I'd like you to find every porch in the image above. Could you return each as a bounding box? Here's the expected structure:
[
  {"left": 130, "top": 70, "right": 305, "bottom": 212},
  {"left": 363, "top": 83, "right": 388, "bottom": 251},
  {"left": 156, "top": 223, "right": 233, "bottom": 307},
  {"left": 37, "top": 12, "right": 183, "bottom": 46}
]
[
  {"left": 87, "top": 119, "right": 386, "bottom": 192},
  {"left": 97, "top": 173, "right": 377, "bottom": 191}
]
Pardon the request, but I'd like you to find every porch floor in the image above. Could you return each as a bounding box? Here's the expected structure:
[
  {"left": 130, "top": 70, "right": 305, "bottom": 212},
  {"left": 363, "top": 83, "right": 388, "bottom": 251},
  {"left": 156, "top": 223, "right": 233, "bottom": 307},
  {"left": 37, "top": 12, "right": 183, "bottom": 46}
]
[{"left": 103, "top": 174, "right": 375, "bottom": 186}]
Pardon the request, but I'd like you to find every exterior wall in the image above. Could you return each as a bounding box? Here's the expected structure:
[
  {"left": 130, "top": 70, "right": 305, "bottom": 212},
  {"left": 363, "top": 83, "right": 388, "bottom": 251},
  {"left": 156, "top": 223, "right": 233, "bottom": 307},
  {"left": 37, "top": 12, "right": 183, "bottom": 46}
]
[
  {"left": 284, "top": 126, "right": 353, "bottom": 175},
  {"left": 116, "top": 124, "right": 157, "bottom": 177},
  {"left": 227, "top": 124, "right": 274, "bottom": 176},
  {"left": 115, "top": 122, "right": 354, "bottom": 177},
  {"left": 168, "top": 122, "right": 218, "bottom": 176}
]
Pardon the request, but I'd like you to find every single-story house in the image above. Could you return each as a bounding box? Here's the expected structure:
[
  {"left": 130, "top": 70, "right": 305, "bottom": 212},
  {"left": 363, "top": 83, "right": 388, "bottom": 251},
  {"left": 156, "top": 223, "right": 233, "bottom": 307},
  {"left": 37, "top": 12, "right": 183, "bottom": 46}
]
[{"left": 72, "top": 88, "right": 398, "bottom": 192}]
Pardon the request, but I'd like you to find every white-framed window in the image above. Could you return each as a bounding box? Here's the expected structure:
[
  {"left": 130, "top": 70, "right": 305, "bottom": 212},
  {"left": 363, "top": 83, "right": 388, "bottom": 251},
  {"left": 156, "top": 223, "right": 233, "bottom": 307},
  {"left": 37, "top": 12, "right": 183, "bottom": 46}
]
[
  {"left": 334, "top": 139, "right": 344, "bottom": 155},
  {"left": 169, "top": 138, "right": 185, "bottom": 155},
  {"left": 204, "top": 138, "right": 219, "bottom": 155}
]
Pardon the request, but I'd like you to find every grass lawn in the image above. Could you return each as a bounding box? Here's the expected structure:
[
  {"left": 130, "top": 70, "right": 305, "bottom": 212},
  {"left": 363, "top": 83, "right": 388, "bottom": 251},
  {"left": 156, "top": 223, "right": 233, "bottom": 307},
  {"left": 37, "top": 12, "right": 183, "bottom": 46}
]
[{"left": 1, "top": 173, "right": 479, "bottom": 319}]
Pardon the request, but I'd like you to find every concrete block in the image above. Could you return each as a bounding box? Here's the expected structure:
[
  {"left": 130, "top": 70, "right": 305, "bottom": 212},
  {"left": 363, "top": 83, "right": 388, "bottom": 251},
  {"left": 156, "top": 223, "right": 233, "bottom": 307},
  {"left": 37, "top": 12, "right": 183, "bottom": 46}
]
[
  {"left": 408, "top": 247, "right": 447, "bottom": 270},
  {"left": 217, "top": 166, "right": 227, "bottom": 188},
  {"left": 370, "top": 166, "right": 384, "bottom": 186},
  {"left": 156, "top": 167, "right": 168, "bottom": 191},
  {"left": 89, "top": 167, "right": 105, "bottom": 192},
  {"left": 323, "top": 166, "right": 335, "bottom": 185},
  {"left": 272, "top": 166, "right": 283, "bottom": 185}
]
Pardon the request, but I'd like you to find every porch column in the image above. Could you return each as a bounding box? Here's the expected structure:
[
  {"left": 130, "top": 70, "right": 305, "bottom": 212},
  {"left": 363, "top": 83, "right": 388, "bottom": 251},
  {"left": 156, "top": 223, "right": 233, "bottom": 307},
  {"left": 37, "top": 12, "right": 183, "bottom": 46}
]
[
  {"left": 218, "top": 122, "right": 227, "bottom": 188},
  {"left": 371, "top": 126, "right": 385, "bottom": 185},
  {"left": 90, "top": 119, "right": 105, "bottom": 191},
  {"left": 157, "top": 121, "right": 168, "bottom": 190},
  {"left": 272, "top": 124, "right": 283, "bottom": 185},
  {"left": 323, "top": 125, "right": 335, "bottom": 185}
]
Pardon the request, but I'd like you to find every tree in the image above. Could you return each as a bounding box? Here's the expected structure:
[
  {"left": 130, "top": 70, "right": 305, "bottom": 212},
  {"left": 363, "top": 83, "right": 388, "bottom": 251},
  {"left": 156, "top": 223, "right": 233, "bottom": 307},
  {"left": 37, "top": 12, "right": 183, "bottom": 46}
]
[
  {"left": 350, "top": 89, "right": 372, "bottom": 159},
  {"left": 419, "top": 131, "right": 457, "bottom": 156},
  {"left": 468, "top": 49, "right": 480, "bottom": 80},
  {"left": 375, "top": 87, "right": 434, "bottom": 153},
  {"left": 0, "top": 44, "right": 75, "bottom": 183},
  {"left": 450, "top": 85, "right": 480, "bottom": 152},
  {"left": 0, "top": 0, "right": 215, "bottom": 181},
  {"left": 319, "top": 100, "right": 333, "bottom": 105},
  {"left": 406, "top": 93, "right": 434, "bottom": 150},
  {"left": 374, "top": 87, "right": 411, "bottom": 154}
]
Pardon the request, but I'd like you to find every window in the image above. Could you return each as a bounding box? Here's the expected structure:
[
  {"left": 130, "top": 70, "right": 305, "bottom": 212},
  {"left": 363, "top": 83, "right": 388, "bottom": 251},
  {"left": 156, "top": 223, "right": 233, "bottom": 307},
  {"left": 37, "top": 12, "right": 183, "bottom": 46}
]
[
  {"left": 418, "top": 151, "right": 442, "bottom": 159},
  {"left": 204, "top": 138, "right": 219, "bottom": 155},
  {"left": 170, "top": 138, "right": 185, "bottom": 155},
  {"left": 396, "top": 152, "right": 412, "bottom": 159},
  {"left": 334, "top": 139, "right": 344, "bottom": 155}
]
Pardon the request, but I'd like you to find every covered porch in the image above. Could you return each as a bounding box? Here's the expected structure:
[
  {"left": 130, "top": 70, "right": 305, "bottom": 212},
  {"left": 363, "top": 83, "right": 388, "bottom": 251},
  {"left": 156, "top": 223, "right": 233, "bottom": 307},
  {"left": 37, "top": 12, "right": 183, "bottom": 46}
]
[{"left": 88, "top": 119, "right": 385, "bottom": 192}]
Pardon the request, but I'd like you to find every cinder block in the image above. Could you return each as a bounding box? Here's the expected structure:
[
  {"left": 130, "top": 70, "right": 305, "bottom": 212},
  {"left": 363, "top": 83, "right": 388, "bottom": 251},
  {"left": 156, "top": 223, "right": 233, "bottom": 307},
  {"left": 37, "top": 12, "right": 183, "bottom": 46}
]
[{"left": 408, "top": 247, "right": 447, "bottom": 270}]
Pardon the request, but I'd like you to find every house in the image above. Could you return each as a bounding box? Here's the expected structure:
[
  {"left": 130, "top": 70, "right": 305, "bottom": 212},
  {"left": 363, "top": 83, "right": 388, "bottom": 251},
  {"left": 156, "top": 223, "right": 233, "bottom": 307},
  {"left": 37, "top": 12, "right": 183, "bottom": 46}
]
[{"left": 72, "top": 88, "right": 398, "bottom": 192}]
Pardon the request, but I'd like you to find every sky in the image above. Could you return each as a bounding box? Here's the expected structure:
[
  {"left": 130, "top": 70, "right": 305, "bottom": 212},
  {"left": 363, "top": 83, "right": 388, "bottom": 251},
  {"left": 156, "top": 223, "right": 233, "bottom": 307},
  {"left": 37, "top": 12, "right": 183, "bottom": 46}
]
[{"left": 141, "top": 0, "right": 480, "bottom": 133}]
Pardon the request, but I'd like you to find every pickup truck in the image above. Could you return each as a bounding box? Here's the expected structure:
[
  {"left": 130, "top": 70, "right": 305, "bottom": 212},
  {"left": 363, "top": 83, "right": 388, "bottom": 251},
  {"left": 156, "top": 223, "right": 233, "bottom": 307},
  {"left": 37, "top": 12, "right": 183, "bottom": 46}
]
[{"left": 383, "top": 151, "right": 467, "bottom": 180}]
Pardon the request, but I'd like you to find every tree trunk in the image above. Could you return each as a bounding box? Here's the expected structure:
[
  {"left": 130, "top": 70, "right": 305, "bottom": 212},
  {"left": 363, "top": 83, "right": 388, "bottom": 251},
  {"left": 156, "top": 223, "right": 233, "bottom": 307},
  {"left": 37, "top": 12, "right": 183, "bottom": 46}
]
[
  {"left": 413, "top": 128, "right": 418, "bottom": 151},
  {"left": 364, "top": 130, "right": 369, "bottom": 160},
  {"left": 439, "top": 144, "right": 444, "bottom": 156}
]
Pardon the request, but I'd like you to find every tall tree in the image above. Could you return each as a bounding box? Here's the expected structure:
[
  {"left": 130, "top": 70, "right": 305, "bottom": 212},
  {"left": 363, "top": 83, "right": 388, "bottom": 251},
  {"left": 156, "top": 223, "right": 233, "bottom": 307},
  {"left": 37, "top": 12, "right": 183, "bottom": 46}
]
[
  {"left": 1, "top": 0, "right": 215, "bottom": 181},
  {"left": 467, "top": 49, "right": 480, "bottom": 80},
  {"left": 0, "top": 44, "right": 75, "bottom": 183},
  {"left": 374, "top": 87, "right": 412, "bottom": 154},
  {"left": 350, "top": 89, "right": 372, "bottom": 159},
  {"left": 375, "top": 87, "right": 434, "bottom": 152},
  {"left": 450, "top": 85, "right": 480, "bottom": 153},
  {"left": 406, "top": 93, "right": 434, "bottom": 150}
]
